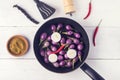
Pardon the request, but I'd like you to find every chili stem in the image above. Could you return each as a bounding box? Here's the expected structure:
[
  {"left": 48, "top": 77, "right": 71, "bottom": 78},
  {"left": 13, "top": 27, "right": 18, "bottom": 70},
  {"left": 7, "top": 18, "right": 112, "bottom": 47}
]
[
  {"left": 70, "top": 13, "right": 72, "bottom": 16},
  {"left": 72, "top": 59, "right": 75, "bottom": 69},
  {"left": 97, "top": 19, "right": 102, "bottom": 27},
  {"left": 78, "top": 55, "right": 82, "bottom": 62}
]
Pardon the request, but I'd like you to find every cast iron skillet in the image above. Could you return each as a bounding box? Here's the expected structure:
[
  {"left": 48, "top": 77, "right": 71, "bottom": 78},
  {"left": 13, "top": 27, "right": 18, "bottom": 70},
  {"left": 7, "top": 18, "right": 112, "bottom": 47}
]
[{"left": 34, "top": 17, "right": 104, "bottom": 80}]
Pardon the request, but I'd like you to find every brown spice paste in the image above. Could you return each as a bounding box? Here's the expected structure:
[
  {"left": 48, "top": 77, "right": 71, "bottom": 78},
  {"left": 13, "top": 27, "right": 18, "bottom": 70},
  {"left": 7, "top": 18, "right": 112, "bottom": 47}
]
[{"left": 8, "top": 36, "right": 28, "bottom": 56}]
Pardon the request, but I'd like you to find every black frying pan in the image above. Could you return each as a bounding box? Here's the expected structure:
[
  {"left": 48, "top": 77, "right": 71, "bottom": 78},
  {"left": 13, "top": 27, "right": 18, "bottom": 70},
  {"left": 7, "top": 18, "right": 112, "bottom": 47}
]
[{"left": 34, "top": 17, "right": 104, "bottom": 80}]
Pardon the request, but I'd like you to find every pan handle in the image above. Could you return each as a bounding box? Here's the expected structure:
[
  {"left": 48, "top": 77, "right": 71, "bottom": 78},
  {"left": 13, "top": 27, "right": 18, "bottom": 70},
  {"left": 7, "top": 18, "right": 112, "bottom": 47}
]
[{"left": 80, "top": 63, "right": 105, "bottom": 80}]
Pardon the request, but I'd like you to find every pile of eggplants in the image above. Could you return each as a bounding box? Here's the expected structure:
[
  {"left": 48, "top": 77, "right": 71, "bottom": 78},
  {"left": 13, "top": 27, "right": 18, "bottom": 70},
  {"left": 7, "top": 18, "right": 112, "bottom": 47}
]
[{"left": 39, "top": 23, "right": 84, "bottom": 68}]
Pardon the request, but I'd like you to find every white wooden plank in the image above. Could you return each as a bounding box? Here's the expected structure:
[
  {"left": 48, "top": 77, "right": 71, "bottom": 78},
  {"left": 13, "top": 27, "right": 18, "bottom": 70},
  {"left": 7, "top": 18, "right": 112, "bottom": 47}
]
[
  {"left": 86, "top": 60, "right": 120, "bottom": 80},
  {"left": 0, "top": 27, "right": 38, "bottom": 58},
  {"left": 0, "top": 0, "right": 120, "bottom": 80},
  {"left": 0, "top": 0, "right": 62, "bottom": 26},
  {"left": 0, "top": 59, "right": 90, "bottom": 80},
  {"left": 0, "top": 59, "right": 119, "bottom": 80},
  {"left": 0, "top": 27, "right": 120, "bottom": 59},
  {"left": 87, "top": 27, "right": 120, "bottom": 59},
  {"left": 0, "top": 0, "right": 120, "bottom": 27}
]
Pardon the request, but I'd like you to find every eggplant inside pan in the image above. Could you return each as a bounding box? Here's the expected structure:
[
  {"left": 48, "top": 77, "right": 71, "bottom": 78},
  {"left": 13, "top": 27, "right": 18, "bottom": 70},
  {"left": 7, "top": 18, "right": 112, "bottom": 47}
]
[{"left": 34, "top": 17, "right": 105, "bottom": 80}]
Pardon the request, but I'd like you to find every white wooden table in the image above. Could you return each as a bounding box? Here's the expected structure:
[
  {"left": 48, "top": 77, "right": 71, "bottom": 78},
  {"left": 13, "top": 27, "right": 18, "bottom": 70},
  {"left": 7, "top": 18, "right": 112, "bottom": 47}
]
[{"left": 0, "top": 0, "right": 120, "bottom": 80}]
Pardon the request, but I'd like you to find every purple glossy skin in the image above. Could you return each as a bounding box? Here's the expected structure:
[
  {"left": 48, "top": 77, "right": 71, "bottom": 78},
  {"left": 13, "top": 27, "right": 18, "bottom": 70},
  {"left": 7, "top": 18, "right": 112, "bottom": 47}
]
[
  {"left": 53, "top": 62, "right": 59, "bottom": 67},
  {"left": 47, "top": 36, "right": 51, "bottom": 41},
  {"left": 74, "top": 33, "right": 81, "bottom": 38},
  {"left": 51, "top": 46, "right": 57, "bottom": 51},
  {"left": 52, "top": 41, "right": 58, "bottom": 45},
  {"left": 64, "top": 54, "right": 68, "bottom": 59},
  {"left": 59, "top": 61, "right": 66, "bottom": 66},
  {"left": 66, "top": 61, "right": 72, "bottom": 67},
  {"left": 73, "top": 38, "right": 79, "bottom": 44},
  {"left": 46, "top": 50, "right": 51, "bottom": 55},
  {"left": 60, "top": 38, "right": 65, "bottom": 44},
  {"left": 69, "top": 44, "right": 75, "bottom": 49},
  {"left": 78, "top": 51, "right": 82, "bottom": 55},
  {"left": 57, "top": 23, "right": 63, "bottom": 30},
  {"left": 78, "top": 51, "right": 82, "bottom": 61},
  {"left": 41, "top": 33, "right": 47, "bottom": 40},
  {"left": 67, "top": 31, "right": 73, "bottom": 35},
  {"left": 43, "top": 42, "right": 49, "bottom": 47},
  {"left": 66, "top": 39, "right": 72, "bottom": 44},
  {"left": 66, "top": 25, "right": 72, "bottom": 30},
  {"left": 58, "top": 55, "right": 64, "bottom": 61},
  {"left": 51, "top": 25, "right": 56, "bottom": 31},
  {"left": 59, "top": 50, "right": 65, "bottom": 55},
  {"left": 40, "top": 50, "right": 45, "bottom": 56},
  {"left": 77, "top": 43, "right": 83, "bottom": 50},
  {"left": 44, "top": 57, "right": 49, "bottom": 63}
]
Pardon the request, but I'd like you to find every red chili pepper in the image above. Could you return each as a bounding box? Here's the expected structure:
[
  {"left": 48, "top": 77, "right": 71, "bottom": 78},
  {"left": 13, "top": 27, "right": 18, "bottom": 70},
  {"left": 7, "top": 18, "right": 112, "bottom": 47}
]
[
  {"left": 51, "top": 44, "right": 65, "bottom": 54},
  {"left": 84, "top": 0, "right": 92, "bottom": 20},
  {"left": 93, "top": 19, "right": 102, "bottom": 46}
]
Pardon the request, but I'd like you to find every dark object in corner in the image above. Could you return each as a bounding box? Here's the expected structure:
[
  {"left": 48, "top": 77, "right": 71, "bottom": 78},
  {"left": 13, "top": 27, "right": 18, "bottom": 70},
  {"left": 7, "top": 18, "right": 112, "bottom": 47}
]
[
  {"left": 13, "top": 5, "right": 39, "bottom": 24},
  {"left": 34, "top": 0, "right": 56, "bottom": 19}
]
